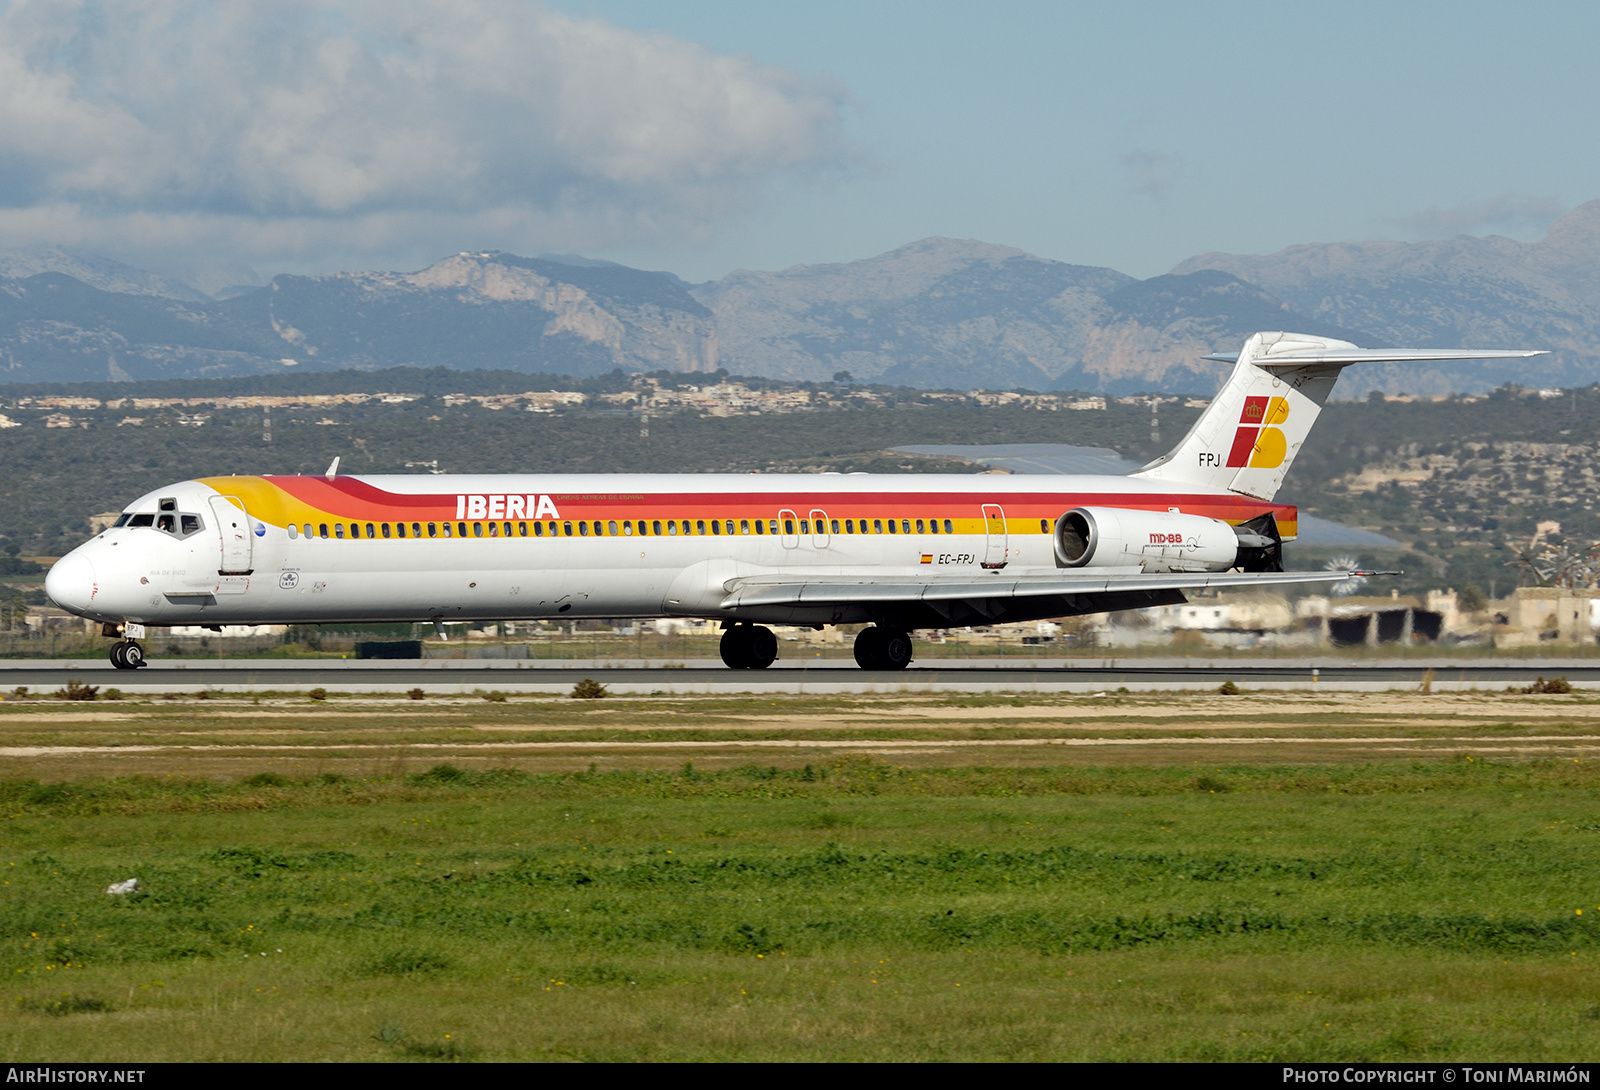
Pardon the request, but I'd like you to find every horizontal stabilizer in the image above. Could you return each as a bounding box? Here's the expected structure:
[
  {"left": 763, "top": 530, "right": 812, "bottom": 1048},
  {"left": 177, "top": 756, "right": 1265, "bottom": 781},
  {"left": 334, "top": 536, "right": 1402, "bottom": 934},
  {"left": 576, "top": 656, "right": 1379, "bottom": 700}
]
[{"left": 1202, "top": 348, "right": 1547, "bottom": 367}]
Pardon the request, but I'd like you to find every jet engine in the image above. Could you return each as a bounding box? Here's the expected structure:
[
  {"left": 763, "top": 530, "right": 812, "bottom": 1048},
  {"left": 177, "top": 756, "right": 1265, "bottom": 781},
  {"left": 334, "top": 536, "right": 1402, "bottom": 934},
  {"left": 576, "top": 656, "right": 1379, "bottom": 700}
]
[{"left": 1054, "top": 507, "right": 1282, "bottom": 573}]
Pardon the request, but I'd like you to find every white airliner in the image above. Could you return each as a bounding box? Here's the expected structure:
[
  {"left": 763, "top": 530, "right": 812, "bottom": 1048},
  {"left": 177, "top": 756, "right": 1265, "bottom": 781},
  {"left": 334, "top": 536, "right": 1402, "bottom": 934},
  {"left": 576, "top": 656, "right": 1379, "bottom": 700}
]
[{"left": 44, "top": 332, "right": 1542, "bottom": 670}]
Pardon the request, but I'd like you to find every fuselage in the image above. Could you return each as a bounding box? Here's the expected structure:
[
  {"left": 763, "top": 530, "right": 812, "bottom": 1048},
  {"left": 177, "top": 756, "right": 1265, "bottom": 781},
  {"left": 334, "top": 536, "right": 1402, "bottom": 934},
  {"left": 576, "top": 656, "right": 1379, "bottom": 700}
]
[{"left": 45, "top": 471, "right": 1294, "bottom": 630}]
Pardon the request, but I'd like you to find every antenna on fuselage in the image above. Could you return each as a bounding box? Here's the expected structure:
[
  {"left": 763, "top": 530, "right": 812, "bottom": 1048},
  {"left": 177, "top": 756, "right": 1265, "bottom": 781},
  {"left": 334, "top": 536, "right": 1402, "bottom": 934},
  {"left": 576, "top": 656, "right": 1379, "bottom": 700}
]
[{"left": 324, "top": 456, "right": 340, "bottom": 481}]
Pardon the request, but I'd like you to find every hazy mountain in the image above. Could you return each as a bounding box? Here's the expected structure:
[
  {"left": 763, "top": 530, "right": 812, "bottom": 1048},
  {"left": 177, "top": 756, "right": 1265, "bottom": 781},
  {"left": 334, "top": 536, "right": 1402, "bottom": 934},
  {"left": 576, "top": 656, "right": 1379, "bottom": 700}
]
[
  {"left": 1, "top": 209, "right": 1596, "bottom": 392},
  {"left": 0, "top": 247, "right": 212, "bottom": 303},
  {"left": 1172, "top": 201, "right": 1600, "bottom": 394},
  {"left": 692, "top": 238, "right": 1355, "bottom": 393},
  {"left": 0, "top": 252, "right": 716, "bottom": 384}
]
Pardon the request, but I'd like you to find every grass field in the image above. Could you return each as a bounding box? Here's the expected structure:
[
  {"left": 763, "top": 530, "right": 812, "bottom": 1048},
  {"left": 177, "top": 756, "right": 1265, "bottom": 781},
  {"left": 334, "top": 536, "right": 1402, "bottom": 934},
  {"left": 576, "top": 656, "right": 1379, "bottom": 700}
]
[{"left": 5, "top": 690, "right": 1600, "bottom": 1061}]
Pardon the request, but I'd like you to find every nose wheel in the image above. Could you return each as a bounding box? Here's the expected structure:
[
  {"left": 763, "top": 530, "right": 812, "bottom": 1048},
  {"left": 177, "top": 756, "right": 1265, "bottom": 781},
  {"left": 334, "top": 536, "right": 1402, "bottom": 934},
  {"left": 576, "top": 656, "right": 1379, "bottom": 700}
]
[
  {"left": 719, "top": 624, "right": 777, "bottom": 669},
  {"left": 110, "top": 641, "right": 146, "bottom": 670}
]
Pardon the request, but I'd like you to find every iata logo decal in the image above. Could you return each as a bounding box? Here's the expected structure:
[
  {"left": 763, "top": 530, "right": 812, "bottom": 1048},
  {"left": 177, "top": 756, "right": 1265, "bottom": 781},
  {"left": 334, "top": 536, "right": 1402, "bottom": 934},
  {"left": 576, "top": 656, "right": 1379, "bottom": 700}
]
[
  {"left": 1224, "top": 395, "right": 1288, "bottom": 469},
  {"left": 456, "top": 494, "right": 560, "bottom": 520}
]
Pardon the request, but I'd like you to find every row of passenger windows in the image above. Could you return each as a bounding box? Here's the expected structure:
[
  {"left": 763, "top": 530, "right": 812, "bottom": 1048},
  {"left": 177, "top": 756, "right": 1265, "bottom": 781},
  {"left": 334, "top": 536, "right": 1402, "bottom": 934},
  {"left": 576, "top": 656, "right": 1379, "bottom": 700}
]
[{"left": 283, "top": 516, "right": 998, "bottom": 540}]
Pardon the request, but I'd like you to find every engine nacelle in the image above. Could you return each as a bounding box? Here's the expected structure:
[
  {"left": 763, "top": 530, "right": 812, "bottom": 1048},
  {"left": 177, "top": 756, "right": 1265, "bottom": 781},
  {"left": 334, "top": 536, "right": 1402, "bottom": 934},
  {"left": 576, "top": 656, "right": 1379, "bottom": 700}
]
[{"left": 1054, "top": 506, "right": 1269, "bottom": 573}]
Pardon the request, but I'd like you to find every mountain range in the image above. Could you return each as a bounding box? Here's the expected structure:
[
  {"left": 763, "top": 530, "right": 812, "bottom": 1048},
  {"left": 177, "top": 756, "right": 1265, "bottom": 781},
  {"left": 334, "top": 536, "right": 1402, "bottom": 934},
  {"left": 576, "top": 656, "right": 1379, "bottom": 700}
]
[{"left": 3, "top": 202, "right": 1598, "bottom": 395}]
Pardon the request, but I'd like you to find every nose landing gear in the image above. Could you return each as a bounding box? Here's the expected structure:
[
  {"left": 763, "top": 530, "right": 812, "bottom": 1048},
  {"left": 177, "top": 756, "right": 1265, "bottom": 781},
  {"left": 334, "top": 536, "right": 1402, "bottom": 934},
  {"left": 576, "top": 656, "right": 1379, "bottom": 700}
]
[
  {"left": 719, "top": 623, "right": 778, "bottom": 669},
  {"left": 109, "top": 641, "right": 146, "bottom": 670}
]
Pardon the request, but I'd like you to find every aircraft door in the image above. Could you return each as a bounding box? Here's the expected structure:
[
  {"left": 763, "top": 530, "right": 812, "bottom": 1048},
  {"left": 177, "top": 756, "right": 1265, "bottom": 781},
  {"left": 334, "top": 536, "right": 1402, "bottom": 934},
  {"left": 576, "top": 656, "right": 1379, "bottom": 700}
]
[
  {"left": 778, "top": 508, "right": 800, "bottom": 549},
  {"left": 209, "top": 495, "right": 255, "bottom": 574},
  {"left": 981, "top": 504, "right": 1008, "bottom": 569},
  {"left": 809, "top": 509, "right": 831, "bottom": 549}
]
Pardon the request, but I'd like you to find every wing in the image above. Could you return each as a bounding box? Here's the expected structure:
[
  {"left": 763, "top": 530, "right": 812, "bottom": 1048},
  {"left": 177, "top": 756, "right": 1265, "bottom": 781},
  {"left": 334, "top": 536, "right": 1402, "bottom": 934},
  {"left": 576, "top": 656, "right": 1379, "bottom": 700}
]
[{"left": 720, "top": 566, "right": 1382, "bottom": 624}]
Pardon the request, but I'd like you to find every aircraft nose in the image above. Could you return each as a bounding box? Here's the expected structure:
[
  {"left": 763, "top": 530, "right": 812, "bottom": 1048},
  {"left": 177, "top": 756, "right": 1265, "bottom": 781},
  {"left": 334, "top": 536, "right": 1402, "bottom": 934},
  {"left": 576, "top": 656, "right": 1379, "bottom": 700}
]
[{"left": 46, "top": 551, "right": 97, "bottom": 616}]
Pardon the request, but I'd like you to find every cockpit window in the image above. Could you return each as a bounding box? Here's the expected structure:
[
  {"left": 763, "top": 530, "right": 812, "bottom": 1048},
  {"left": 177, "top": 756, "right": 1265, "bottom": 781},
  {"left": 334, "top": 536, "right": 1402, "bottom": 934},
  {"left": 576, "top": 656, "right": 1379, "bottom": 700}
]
[
  {"left": 181, "top": 514, "right": 204, "bottom": 536},
  {"left": 156, "top": 514, "right": 176, "bottom": 534},
  {"left": 113, "top": 513, "right": 131, "bottom": 528},
  {"left": 127, "top": 514, "right": 154, "bottom": 528}
]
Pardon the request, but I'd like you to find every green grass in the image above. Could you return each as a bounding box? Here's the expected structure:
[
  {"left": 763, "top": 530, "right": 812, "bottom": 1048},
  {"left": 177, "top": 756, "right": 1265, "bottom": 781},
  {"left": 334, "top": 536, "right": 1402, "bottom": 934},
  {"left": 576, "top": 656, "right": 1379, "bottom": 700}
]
[{"left": 5, "top": 759, "right": 1600, "bottom": 1060}]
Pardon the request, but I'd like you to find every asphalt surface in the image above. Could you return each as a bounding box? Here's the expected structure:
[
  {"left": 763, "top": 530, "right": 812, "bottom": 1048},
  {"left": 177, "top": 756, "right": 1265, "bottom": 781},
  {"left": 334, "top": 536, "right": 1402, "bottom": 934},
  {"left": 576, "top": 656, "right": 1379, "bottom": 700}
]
[{"left": 3, "top": 656, "right": 1598, "bottom": 693}]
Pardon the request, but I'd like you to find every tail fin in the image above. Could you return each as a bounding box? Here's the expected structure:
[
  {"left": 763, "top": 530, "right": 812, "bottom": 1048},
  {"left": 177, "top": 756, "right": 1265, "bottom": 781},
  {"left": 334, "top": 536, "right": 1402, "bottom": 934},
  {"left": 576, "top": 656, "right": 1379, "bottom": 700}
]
[{"left": 1129, "top": 331, "right": 1546, "bottom": 502}]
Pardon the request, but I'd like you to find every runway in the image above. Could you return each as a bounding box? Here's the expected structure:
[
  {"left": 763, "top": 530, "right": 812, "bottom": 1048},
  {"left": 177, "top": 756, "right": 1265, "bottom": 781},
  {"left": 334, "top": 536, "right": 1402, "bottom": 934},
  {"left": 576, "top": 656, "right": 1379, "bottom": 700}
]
[{"left": 3, "top": 656, "right": 1599, "bottom": 693}]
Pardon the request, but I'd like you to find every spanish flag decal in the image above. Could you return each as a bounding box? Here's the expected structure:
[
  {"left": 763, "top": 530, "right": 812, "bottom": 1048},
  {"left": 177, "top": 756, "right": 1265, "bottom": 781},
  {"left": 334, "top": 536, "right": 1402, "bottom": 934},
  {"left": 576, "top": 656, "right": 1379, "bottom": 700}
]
[{"left": 920, "top": 554, "right": 933, "bottom": 565}]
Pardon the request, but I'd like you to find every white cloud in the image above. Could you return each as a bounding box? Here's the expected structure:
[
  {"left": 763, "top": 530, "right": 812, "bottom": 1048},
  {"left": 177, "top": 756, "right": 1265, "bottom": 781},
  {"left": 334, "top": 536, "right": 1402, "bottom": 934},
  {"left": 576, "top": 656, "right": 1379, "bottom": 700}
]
[
  {"left": 0, "top": 1, "right": 850, "bottom": 278},
  {"left": 1393, "top": 194, "right": 1566, "bottom": 240}
]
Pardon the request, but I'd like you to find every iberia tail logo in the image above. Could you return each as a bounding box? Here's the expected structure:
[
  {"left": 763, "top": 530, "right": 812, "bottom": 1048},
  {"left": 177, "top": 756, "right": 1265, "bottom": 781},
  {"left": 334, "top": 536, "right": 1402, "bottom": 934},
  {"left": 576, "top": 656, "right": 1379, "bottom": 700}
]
[{"left": 1226, "top": 395, "right": 1289, "bottom": 468}]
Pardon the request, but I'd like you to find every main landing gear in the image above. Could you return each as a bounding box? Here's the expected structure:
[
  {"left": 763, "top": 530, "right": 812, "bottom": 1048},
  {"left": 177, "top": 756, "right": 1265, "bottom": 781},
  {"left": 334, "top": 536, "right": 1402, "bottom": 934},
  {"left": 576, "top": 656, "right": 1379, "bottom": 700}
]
[
  {"left": 854, "top": 626, "right": 913, "bottom": 671},
  {"left": 109, "top": 641, "right": 147, "bottom": 670},
  {"left": 720, "top": 623, "right": 778, "bottom": 670}
]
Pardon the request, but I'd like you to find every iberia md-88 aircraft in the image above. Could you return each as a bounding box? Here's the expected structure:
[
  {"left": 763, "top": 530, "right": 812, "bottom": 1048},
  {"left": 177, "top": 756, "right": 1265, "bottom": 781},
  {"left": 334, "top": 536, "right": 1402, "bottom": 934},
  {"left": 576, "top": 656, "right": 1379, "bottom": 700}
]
[{"left": 45, "top": 332, "right": 1543, "bottom": 671}]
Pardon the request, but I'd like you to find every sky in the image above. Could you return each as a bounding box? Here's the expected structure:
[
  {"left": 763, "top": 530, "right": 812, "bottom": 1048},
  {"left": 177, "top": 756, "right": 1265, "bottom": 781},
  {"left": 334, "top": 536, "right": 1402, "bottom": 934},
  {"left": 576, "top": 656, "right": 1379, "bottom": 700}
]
[{"left": 0, "top": 0, "right": 1595, "bottom": 290}]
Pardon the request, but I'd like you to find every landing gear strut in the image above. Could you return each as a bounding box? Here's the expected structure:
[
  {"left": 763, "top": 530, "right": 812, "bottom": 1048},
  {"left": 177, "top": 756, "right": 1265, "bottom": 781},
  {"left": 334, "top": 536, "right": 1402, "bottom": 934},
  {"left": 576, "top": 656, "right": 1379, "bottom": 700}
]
[
  {"left": 109, "top": 641, "right": 146, "bottom": 670},
  {"left": 720, "top": 624, "right": 778, "bottom": 670},
  {"left": 854, "top": 626, "right": 913, "bottom": 671}
]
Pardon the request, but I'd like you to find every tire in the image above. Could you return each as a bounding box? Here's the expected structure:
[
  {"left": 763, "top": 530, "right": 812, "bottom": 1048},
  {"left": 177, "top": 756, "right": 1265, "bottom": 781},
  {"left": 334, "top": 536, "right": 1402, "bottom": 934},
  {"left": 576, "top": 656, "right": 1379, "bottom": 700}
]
[
  {"left": 720, "top": 626, "right": 751, "bottom": 669},
  {"left": 123, "top": 642, "right": 146, "bottom": 669},
  {"left": 746, "top": 626, "right": 777, "bottom": 669},
  {"left": 880, "top": 628, "right": 913, "bottom": 670},
  {"left": 109, "top": 642, "right": 128, "bottom": 670},
  {"left": 853, "top": 626, "right": 886, "bottom": 670}
]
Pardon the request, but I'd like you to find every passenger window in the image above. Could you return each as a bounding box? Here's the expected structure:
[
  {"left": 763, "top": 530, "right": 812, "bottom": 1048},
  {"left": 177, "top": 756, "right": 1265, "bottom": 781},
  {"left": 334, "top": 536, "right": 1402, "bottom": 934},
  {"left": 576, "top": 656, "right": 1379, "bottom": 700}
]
[
  {"left": 533, "top": 521, "right": 543, "bottom": 537},
  {"left": 754, "top": 519, "right": 764, "bottom": 535},
  {"left": 831, "top": 519, "right": 840, "bottom": 534},
  {"left": 427, "top": 523, "right": 437, "bottom": 538},
  {"left": 559, "top": 521, "right": 569, "bottom": 537},
  {"left": 667, "top": 521, "right": 677, "bottom": 535},
  {"left": 335, "top": 524, "right": 345, "bottom": 539},
  {"left": 769, "top": 520, "right": 778, "bottom": 535},
  {"left": 288, "top": 524, "right": 299, "bottom": 539},
  {"left": 381, "top": 523, "right": 391, "bottom": 538},
  {"left": 181, "top": 514, "right": 202, "bottom": 536},
  {"left": 473, "top": 522, "right": 483, "bottom": 538},
  {"left": 594, "top": 522, "right": 603, "bottom": 537},
  {"left": 519, "top": 522, "right": 528, "bottom": 537},
  {"left": 740, "top": 519, "right": 749, "bottom": 535},
  {"left": 349, "top": 523, "right": 359, "bottom": 538},
  {"left": 318, "top": 523, "right": 328, "bottom": 539},
  {"left": 506, "top": 522, "right": 514, "bottom": 537},
  {"left": 929, "top": 518, "right": 939, "bottom": 534},
  {"left": 784, "top": 519, "right": 794, "bottom": 534},
  {"left": 488, "top": 521, "right": 499, "bottom": 537},
  {"left": 873, "top": 519, "right": 882, "bottom": 534},
  {"left": 608, "top": 521, "right": 618, "bottom": 536},
  {"left": 944, "top": 519, "right": 953, "bottom": 534},
  {"left": 457, "top": 522, "right": 467, "bottom": 537},
  {"left": 1040, "top": 519, "right": 1049, "bottom": 533},
  {"left": 442, "top": 523, "right": 452, "bottom": 538},
  {"left": 681, "top": 520, "right": 690, "bottom": 535},
  {"left": 652, "top": 520, "right": 661, "bottom": 535},
  {"left": 411, "top": 523, "right": 420, "bottom": 538},
  {"left": 578, "top": 522, "right": 588, "bottom": 537},
  {"left": 845, "top": 519, "right": 854, "bottom": 534},
  {"left": 396, "top": 523, "right": 406, "bottom": 538},
  {"left": 696, "top": 520, "right": 705, "bottom": 535},
  {"left": 547, "top": 521, "right": 557, "bottom": 537},
  {"left": 901, "top": 520, "right": 910, "bottom": 534},
  {"left": 916, "top": 519, "right": 925, "bottom": 533},
  {"left": 623, "top": 521, "right": 633, "bottom": 536},
  {"left": 302, "top": 524, "right": 311, "bottom": 538}
]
